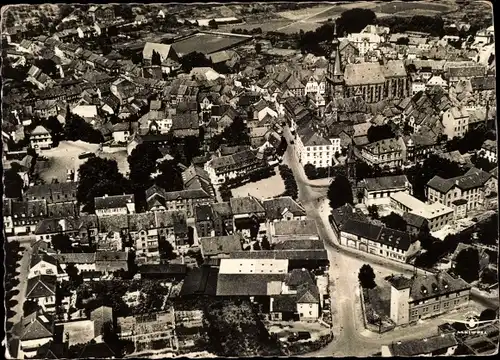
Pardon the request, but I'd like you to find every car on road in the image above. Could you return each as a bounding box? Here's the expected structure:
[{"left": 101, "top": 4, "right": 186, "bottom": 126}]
[{"left": 78, "top": 151, "right": 95, "bottom": 159}]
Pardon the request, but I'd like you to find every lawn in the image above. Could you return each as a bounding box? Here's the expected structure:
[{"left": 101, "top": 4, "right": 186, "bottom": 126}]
[
  {"left": 277, "top": 21, "right": 323, "bottom": 35},
  {"left": 277, "top": 5, "right": 334, "bottom": 21},
  {"left": 231, "top": 166, "right": 285, "bottom": 200}
]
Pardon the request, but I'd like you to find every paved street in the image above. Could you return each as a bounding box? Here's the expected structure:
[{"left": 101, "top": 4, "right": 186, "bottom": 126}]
[{"left": 282, "top": 127, "right": 492, "bottom": 356}]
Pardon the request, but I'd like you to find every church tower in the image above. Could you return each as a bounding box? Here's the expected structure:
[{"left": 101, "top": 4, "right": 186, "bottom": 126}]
[
  {"left": 326, "top": 23, "right": 344, "bottom": 101},
  {"left": 346, "top": 144, "right": 356, "bottom": 184}
]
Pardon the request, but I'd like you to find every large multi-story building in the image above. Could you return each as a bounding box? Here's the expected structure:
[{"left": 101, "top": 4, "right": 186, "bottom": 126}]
[
  {"left": 295, "top": 124, "right": 340, "bottom": 167},
  {"left": 360, "top": 138, "right": 405, "bottom": 169},
  {"left": 204, "top": 149, "right": 266, "bottom": 185},
  {"left": 389, "top": 271, "right": 471, "bottom": 325},
  {"left": 30, "top": 125, "right": 53, "bottom": 152},
  {"left": 360, "top": 175, "right": 412, "bottom": 206},
  {"left": 426, "top": 167, "right": 497, "bottom": 216},
  {"left": 390, "top": 192, "right": 454, "bottom": 231}
]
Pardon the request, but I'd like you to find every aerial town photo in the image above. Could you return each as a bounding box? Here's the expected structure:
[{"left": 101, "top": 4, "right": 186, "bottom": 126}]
[{"left": 2, "top": 1, "right": 498, "bottom": 358}]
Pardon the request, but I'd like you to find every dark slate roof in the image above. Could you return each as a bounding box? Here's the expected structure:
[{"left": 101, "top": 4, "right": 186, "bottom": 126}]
[
  {"left": 296, "top": 283, "right": 320, "bottom": 303},
  {"left": 402, "top": 212, "right": 428, "bottom": 229},
  {"left": 179, "top": 266, "right": 219, "bottom": 296},
  {"left": 20, "top": 312, "right": 53, "bottom": 341},
  {"left": 340, "top": 219, "right": 382, "bottom": 242},
  {"left": 98, "top": 214, "right": 129, "bottom": 233},
  {"left": 94, "top": 194, "right": 135, "bottom": 210},
  {"left": 273, "top": 240, "right": 325, "bottom": 250},
  {"left": 285, "top": 269, "right": 314, "bottom": 288},
  {"left": 33, "top": 216, "right": 79, "bottom": 235},
  {"left": 273, "top": 219, "right": 318, "bottom": 236},
  {"left": 330, "top": 203, "right": 368, "bottom": 228},
  {"left": 378, "top": 227, "right": 412, "bottom": 251},
  {"left": 272, "top": 295, "right": 297, "bottom": 313},
  {"left": 216, "top": 273, "right": 286, "bottom": 296},
  {"left": 388, "top": 333, "right": 458, "bottom": 356},
  {"left": 195, "top": 204, "right": 214, "bottom": 222},
  {"left": 211, "top": 202, "right": 233, "bottom": 217},
  {"left": 388, "top": 271, "right": 471, "bottom": 302},
  {"left": 262, "top": 197, "right": 306, "bottom": 220},
  {"left": 229, "top": 250, "right": 328, "bottom": 261},
  {"left": 427, "top": 167, "right": 492, "bottom": 193},
  {"left": 26, "top": 275, "right": 56, "bottom": 298},
  {"left": 138, "top": 263, "right": 188, "bottom": 276},
  {"left": 11, "top": 200, "right": 47, "bottom": 218},
  {"left": 363, "top": 175, "right": 409, "bottom": 192},
  {"left": 79, "top": 342, "right": 115, "bottom": 359},
  {"left": 30, "top": 252, "right": 58, "bottom": 268},
  {"left": 200, "top": 234, "right": 242, "bottom": 256},
  {"left": 229, "top": 196, "right": 265, "bottom": 215}
]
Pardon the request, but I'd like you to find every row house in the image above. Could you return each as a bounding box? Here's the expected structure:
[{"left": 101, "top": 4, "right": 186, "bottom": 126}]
[
  {"left": 34, "top": 217, "right": 80, "bottom": 243},
  {"left": 339, "top": 219, "right": 418, "bottom": 263},
  {"left": 360, "top": 138, "right": 405, "bottom": 169},
  {"left": 389, "top": 271, "right": 471, "bottom": 325},
  {"left": 200, "top": 234, "right": 243, "bottom": 259},
  {"left": 442, "top": 107, "right": 469, "bottom": 139},
  {"left": 194, "top": 202, "right": 234, "bottom": 239},
  {"left": 426, "top": 167, "right": 497, "bottom": 216},
  {"left": 204, "top": 149, "right": 267, "bottom": 185},
  {"left": 480, "top": 139, "right": 497, "bottom": 163},
  {"left": 3, "top": 199, "right": 47, "bottom": 236},
  {"left": 145, "top": 184, "right": 213, "bottom": 217}
]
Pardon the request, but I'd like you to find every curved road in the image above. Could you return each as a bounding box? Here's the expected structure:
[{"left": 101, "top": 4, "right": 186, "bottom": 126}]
[{"left": 282, "top": 127, "right": 497, "bottom": 357}]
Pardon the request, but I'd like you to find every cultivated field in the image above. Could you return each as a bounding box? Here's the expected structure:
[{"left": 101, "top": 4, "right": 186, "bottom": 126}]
[
  {"left": 276, "top": 21, "right": 324, "bottom": 35},
  {"left": 374, "top": 1, "right": 457, "bottom": 15},
  {"left": 277, "top": 5, "right": 335, "bottom": 21},
  {"left": 231, "top": 167, "right": 285, "bottom": 200},
  {"left": 306, "top": 1, "right": 379, "bottom": 22},
  {"left": 219, "top": 19, "right": 294, "bottom": 33},
  {"left": 171, "top": 33, "right": 250, "bottom": 56}
]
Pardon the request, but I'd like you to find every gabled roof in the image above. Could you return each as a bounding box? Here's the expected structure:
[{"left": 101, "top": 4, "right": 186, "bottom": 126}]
[
  {"left": 94, "top": 194, "right": 135, "bottom": 210},
  {"left": 20, "top": 312, "right": 53, "bottom": 341},
  {"left": 388, "top": 333, "right": 458, "bottom": 356},
  {"left": 230, "top": 196, "right": 265, "bottom": 215},
  {"left": 262, "top": 197, "right": 306, "bottom": 220},
  {"left": 26, "top": 275, "right": 56, "bottom": 298},
  {"left": 296, "top": 283, "right": 320, "bottom": 303},
  {"left": 31, "top": 125, "right": 51, "bottom": 136},
  {"left": 285, "top": 269, "right": 314, "bottom": 288},
  {"left": 200, "top": 234, "right": 242, "bottom": 256},
  {"left": 427, "top": 167, "right": 492, "bottom": 193},
  {"left": 363, "top": 175, "right": 409, "bottom": 192},
  {"left": 340, "top": 219, "right": 382, "bottom": 242}
]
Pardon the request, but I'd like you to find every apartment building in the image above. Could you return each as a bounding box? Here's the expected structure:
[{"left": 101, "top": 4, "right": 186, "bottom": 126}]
[
  {"left": 30, "top": 125, "right": 53, "bottom": 152},
  {"left": 481, "top": 139, "right": 497, "bottom": 163},
  {"left": 360, "top": 138, "right": 405, "bottom": 169},
  {"left": 94, "top": 194, "right": 136, "bottom": 217},
  {"left": 295, "top": 124, "right": 340, "bottom": 168},
  {"left": 389, "top": 271, "right": 471, "bottom": 325},
  {"left": 204, "top": 149, "right": 266, "bottom": 185}
]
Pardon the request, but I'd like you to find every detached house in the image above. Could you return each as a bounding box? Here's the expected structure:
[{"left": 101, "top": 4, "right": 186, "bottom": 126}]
[
  {"left": 262, "top": 197, "right": 307, "bottom": 222},
  {"left": 17, "top": 311, "right": 54, "bottom": 358}
]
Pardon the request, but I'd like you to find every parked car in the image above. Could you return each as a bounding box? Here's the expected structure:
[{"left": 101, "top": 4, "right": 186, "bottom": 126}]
[
  {"left": 78, "top": 151, "right": 95, "bottom": 159},
  {"left": 288, "top": 331, "right": 311, "bottom": 342}
]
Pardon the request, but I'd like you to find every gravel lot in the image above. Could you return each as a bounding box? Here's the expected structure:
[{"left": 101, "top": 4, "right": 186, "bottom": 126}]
[{"left": 231, "top": 167, "right": 285, "bottom": 200}]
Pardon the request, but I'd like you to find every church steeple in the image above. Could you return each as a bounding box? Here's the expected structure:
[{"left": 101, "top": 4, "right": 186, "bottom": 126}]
[{"left": 326, "top": 22, "right": 344, "bottom": 101}]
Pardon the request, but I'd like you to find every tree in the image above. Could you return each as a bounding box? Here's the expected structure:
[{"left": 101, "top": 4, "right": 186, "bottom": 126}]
[
  {"left": 23, "top": 299, "right": 41, "bottom": 316},
  {"left": 64, "top": 114, "right": 104, "bottom": 144},
  {"left": 380, "top": 212, "right": 407, "bottom": 231},
  {"left": 187, "top": 227, "right": 195, "bottom": 246},
  {"left": 59, "top": 4, "right": 74, "bottom": 20},
  {"left": 454, "top": 248, "right": 480, "bottom": 283},
  {"left": 51, "top": 233, "right": 72, "bottom": 253},
  {"left": 151, "top": 50, "right": 162, "bottom": 66},
  {"left": 255, "top": 43, "right": 262, "bottom": 54},
  {"left": 77, "top": 157, "right": 130, "bottom": 211},
  {"left": 396, "top": 37, "right": 409, "bottom": 45},
  {"left": 479, "top": 308, "right": 497, "bottom": 322},
  {"left": 34, "top": 58, "right": 57, "bottom": 77},
  {"left": 358, "top": 264, "right": 376, "bottom": 289},
  {"left": 115, "top": 4, "right": 134, "bottom": 21},
  {"left": 102, "top": 320, "right": 123, "bottom": 356},
  {"left": 261, "top": 235, "right": 271, "bottom": 250},
  {"left": 337, "top": 8, "right": 376, "bottom": 35},
  {"left": 4, "top": 168, "right": 23, "bottom": 199},
  {"left": 5, "top": 10, "right": 15, "bottom": 27},
  {"left": 367, "top": 205, "right": 379, "bottom": 220},
  {"left": 179, "top": 51, "right": 212, "bottom": 73},
  {"left": 44, "top": 116, "right": 64, "bottom": 145},
  {"left": 155, "top": 159, "right": 184, "bottom": 192},
  {"left": 253, "top": 241, "right": 261, "bottom": 250},
  {"left": 128, "top": 142, "right": 162, "bottom": 191},
  {"left": 208, "top": 19, "right": 218, "bottom": 29},
  {"left": 327, "top": 175, "right": 353, "bottom": 210},
  {"left": 65, "top": 263, "right": 83, "bottom": 287},
  {"left": 159, "top": 238, "right": 175, "bottom": 260}
]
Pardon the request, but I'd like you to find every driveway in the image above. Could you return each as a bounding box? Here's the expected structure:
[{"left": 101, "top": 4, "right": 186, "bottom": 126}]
[{"left": 281, "top": 125, "right": 494, "bottom": 356}]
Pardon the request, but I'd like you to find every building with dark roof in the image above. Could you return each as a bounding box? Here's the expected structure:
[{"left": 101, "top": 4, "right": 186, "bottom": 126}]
[
  {"left": 263, "top": 196, "right": 307, "bottom": 222},
  {"left": 94, "top": 194, "right": 136, "bottom": 216},
  {"left": 200, "top": 234, "right": 242, "bottom": 258},
  {"left": 360, "top": 175, "right": 412, "bottom": 206},
  {"left": 18, "top": 311, "right": 54, "bottom": 358},
  {"left": 204, "top": 149, "right": 267, "bottom": 185},
  {"left": 26, "top": 275, "right": 57, "bottom": 313},
  {"left": 339, "top": 219, "right": 419, "bottom": 263},
  {"left": 388, "top": 271, "right": 471, "bottom": 325},
  {"left": 426, "top": 167, "right": 497, "bottom": 216}
]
